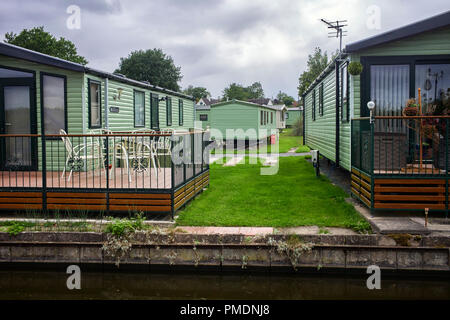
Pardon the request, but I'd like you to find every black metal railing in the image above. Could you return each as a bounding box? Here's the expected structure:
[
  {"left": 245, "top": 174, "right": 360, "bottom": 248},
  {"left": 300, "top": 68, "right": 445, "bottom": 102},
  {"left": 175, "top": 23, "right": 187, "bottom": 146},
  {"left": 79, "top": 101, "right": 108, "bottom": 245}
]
[
  {"left": 0, "top": 130, "right": 210, "bottom": 215},
  {"left": 351, "top": 116, "right": 450, "bottom": 176}
]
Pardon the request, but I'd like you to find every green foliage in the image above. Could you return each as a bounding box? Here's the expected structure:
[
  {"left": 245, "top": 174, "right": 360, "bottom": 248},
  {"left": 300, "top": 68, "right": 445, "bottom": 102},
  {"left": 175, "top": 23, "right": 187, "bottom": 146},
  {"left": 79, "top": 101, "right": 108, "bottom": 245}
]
[
  {"left": 183, "top": 85, "right": 210, "bottom": 102},
  {"left": 297, "top": 47, "right": 337, "bottom": 97},
  {"left": 115, "top": 48, "right": 182, "bottom": 91},
  {"left": 346, "top": 220, "right": 372, "bottom": 234},
  {"left": 247, "top": 82, "right": 265, "bottom": 99},
  {"left": 222, "top": 82, "right": 265, "bottom": 101},
  {"left": 4, "top": 26, "right": 87, "bottom": 65},
  {"left": 105, "top": 212, "right": 146, "bottom": 237},
  {"left": 348, "top": 61, "right": 363, "bottom": 76},
  {"left": 276, "top": 91, "right": 295, "bottom": 106},
  {"left": 6, "top": 222, "right": 25, "bottom": 236}
]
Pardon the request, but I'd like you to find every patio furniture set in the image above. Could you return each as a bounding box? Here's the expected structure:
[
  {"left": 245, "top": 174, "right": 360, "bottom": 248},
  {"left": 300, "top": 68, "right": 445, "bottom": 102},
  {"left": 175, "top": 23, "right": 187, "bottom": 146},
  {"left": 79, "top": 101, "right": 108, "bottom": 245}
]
[{"left": 60, "top": 128, "right": 175, "bottom": 182}]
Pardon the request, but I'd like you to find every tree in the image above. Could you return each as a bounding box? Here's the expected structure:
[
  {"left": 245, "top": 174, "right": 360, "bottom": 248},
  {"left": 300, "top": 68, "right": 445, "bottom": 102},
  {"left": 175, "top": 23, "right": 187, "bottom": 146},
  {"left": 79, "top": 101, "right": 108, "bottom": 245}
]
[
  {"left": 115, "top": 49, "right": 182, "bottom": 91},
  {"left": 222, "top": 82, "right": 265, "bottom": 101},
  {"left": 4, "top": 26, "right": 87, "bottom": 65},
  {"left": 276, "top": 91, "right": 295, "bottom": 106},
  {"left": 222, "top": 83, "right": 250, "bottom": 101},
  {"left": 297, "top": 47, "right": 336, "bottom": 97},
  {"left": 247, "top": 82, "right": 264, "bottom": 99},
  {"left": 183, "top": 85, "right": 210, "bottom": 102}
]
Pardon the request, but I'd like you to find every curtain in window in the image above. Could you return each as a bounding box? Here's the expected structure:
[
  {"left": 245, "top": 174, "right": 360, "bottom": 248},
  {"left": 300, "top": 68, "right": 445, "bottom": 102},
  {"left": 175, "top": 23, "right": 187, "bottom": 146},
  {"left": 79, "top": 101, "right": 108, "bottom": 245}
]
[
  {"left": 370, "top": 65, "right": 409, "bottom": 133},
  {"left": 43, "top": 75, "right": 65, "bottom": 134},
  {"left": 370, "top": 65, "right": 410, "bottom": 117},
  {"left": 89, "top": 82, "right": 101, "bottom": 128},
  {"left": 134, "top": 91, "right": 145, "bottom": 126}
]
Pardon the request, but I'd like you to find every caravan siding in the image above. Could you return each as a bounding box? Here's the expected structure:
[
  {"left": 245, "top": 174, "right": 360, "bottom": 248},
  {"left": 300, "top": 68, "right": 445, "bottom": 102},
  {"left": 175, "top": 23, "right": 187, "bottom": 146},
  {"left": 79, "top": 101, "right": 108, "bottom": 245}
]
[
  {"left": 304, "top": 68, "right": 337, "bottom": 163},
  {"left": 210, "top": 100, "right": 277, "bottom": 141},
  {"left": 83, "top": 76, "right": 195, "bottom": 133},
  {"left": 286, "top": 109, "right": 301, "bottom": 126}
]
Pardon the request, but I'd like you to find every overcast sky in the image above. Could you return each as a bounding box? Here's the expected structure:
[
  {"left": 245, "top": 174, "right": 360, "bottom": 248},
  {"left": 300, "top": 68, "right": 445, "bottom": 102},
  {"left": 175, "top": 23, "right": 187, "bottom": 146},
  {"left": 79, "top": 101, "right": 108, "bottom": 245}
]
[{"left": 1, "top": 0, "right": 449, "bottom": 99}]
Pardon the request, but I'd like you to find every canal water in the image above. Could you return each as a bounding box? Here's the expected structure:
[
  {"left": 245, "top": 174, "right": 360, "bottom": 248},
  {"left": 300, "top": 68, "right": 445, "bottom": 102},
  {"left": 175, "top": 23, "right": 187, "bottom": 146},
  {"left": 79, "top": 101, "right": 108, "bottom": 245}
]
[{"left": 0, "top": 268, "right": 449, "bottom": 300}]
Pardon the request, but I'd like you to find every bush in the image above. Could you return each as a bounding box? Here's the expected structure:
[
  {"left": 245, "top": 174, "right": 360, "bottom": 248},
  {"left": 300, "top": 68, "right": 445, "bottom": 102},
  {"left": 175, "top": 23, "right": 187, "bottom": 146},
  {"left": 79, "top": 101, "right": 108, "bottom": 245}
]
[{"left": 291, "top": 118, "right": 303, "bottom": 136}]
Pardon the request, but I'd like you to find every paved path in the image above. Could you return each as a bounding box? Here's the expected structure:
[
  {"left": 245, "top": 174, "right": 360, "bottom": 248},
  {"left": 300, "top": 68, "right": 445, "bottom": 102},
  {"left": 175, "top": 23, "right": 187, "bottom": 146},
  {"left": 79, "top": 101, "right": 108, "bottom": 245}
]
[
  {"left": 209, "top": 152, "right": 310, "bottom": 164},
  {"left": 177, "top": 226, "right": 357, "bottom": 235},
  {"left": 223, "top": 156, "right": 244, "bottom": 166}
]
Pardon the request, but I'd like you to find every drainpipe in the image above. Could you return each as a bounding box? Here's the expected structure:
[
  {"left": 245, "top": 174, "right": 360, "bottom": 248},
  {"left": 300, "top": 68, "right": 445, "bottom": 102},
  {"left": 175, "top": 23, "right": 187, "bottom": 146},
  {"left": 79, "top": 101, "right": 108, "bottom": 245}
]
[
  {"left": 335, "top": 59, "right": 340, "bottom": 168},
  {"left": 302, "top": 94, "right": 306, "bottom": 146},
  {"left": 105, "top": 78, "right": 109, "bottom": 130},
  {"left": 81, "top": 77, "right": 86, "bottom": 134}
]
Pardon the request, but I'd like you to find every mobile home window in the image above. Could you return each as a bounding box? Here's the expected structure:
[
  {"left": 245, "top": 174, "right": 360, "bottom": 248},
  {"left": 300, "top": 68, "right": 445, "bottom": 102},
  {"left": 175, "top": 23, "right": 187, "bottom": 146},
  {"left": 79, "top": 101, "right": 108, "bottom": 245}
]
[
  {"left": 340, "top": 63, "right": 349, "bottom": 122},
  {"left": 134, "top": 90, "right": 145, "bottom": 127},
  {"left": 166, "top": 97, "right": 172, "bottom": 126},
  {"left": 42, "top": 74, "right": 66, "bottom": 134},
  {"left": 178, "top": 99, "right": 183, "bottom": 126},
  {"left": 260, "top": 111, "right": 263, "bottom": 125},
  {"left": 88, "top": 80, "right": 101, "bottom": 129},
  {"left": 271, "top": 112, "right": 273, "bottom": 124},
  {"left": 150, "top": 93, "right": 159, "bottom": 129},
  {"left": 312, "top": 89, "right": 316, "bottom": 121},
  {"left": 319, "top": 83, "right": 324, "bottom": 116},
  {"left": 200, "top": 114, "right": 208, "bottom": 121}
]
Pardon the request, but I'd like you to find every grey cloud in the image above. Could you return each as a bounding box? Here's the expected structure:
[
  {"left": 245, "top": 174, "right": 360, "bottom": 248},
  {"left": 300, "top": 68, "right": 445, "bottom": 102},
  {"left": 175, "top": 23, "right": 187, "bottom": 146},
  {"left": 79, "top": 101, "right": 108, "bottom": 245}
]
[{"left": 1, "top": 0, "right": 449, "bottom": 98}]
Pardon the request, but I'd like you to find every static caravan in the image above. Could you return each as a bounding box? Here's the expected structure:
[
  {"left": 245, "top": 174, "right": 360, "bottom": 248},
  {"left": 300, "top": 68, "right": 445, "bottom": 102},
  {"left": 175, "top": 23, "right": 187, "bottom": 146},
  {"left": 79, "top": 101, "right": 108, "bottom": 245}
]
[
  {"left": 0, "top": 42, "right": 210, "bottom": 216},
  {"left": 0, "top": 41, "right": 195, "bottom": 168},
  {"left": 303, "top": 10, "right": 450, "bottom": 213},
  {"left": 210, "top": 99, "right": 278, "bottom": 145},
  {"left": 195, "top": 104, "right": 210, "bottom": 130},
  {"left": 268, "top": 104, "right": 288, "bottom": 130},
  {"left": 286, "top": 107, "right": 302, "bottom": 127}
]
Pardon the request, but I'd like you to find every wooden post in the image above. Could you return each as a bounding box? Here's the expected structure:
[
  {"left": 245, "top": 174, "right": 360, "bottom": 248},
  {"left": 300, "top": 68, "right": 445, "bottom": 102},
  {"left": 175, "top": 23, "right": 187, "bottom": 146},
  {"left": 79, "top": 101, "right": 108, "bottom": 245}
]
[{"left": 419, "top": 88, "right": 422, "bottom": 170}]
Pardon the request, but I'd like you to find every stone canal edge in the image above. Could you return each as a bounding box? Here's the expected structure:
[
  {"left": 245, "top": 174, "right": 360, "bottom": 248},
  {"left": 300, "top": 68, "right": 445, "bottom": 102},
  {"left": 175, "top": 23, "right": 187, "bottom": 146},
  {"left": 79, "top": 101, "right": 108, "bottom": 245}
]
[{"left": 0, "top": 232, "right": 449, "bottom": 272}]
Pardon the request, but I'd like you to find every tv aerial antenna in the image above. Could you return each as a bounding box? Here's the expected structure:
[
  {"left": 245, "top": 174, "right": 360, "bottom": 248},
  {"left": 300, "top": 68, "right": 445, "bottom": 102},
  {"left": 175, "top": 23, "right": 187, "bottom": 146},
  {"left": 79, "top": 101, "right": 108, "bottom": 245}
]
[{"left": 320, "top": 19, "right": 347, "bottom": 52}]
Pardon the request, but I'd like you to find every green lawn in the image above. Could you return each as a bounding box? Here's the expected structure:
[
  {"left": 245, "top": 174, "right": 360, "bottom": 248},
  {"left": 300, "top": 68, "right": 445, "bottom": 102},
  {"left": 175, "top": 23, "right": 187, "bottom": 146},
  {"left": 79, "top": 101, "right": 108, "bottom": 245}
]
[{"left": 176, "top": 157, "right": 370, "bottom": 232}]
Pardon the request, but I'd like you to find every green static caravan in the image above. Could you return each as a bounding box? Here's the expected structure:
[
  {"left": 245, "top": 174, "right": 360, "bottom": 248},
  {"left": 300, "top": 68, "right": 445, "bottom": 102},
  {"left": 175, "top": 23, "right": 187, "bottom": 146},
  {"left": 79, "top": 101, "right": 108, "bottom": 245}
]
[
  {"left": 303, "top": 10, "right": 450, "bottom": 214},
  {"left": 195, "top": 104, "right": 210, "bottom": 130},
  {"left": 303, "top": 10, "right": 450, "bottom": 172},
  {"left": 210, "top": 99, "right": 278, "bottom": 144},
  {"left": 0, "top": 42, "right": 195, "bottom": 171},
  {"left": 285, "top": 107, "right": 302, "bottom": 127}
]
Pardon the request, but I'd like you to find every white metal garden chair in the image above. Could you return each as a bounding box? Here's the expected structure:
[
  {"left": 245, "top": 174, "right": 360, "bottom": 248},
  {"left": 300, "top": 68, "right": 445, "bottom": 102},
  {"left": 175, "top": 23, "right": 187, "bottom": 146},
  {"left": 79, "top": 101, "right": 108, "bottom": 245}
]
[
  {"left": 127, "top": 130, "right": 159, "bottom": 178},
  {"left": 60, "top": 129, "right": 105, "bottom": 181}
]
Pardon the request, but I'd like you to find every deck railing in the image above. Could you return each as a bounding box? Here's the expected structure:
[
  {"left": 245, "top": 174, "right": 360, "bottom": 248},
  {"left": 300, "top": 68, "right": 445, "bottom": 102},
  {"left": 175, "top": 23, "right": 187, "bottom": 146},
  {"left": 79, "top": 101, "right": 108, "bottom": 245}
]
[
  {"left": 0, "top": 130, "right": 211, "bottom": 216},
  {"left": 351, "top": 116, "right": 450, "bottom": 214},
  {"left": 351, "top": 116, "right": 450, "bottom": 176}
]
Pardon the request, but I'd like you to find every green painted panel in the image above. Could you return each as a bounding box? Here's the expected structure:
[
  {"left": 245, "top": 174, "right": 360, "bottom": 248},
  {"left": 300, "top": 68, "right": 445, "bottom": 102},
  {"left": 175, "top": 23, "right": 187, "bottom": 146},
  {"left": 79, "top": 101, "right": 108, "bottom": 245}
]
[
  {"left": 286, "top": 110, "right": 301, "bottom": 126},
  {"left": 210, "top": 100, "right": 277, "bottom": 140},
  {"left": 304, "top": 68, "right": 337, "bottom": 162},
  {"left": 196, "top": 109, "right": 210, "bottom": 130}
]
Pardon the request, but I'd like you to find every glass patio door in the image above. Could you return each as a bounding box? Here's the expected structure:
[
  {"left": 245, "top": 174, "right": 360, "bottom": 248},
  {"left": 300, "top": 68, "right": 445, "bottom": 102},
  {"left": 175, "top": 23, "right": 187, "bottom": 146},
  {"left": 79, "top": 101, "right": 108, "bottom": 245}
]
[{"left": 0, "top": 73, "right": 36, "bottom": 170}]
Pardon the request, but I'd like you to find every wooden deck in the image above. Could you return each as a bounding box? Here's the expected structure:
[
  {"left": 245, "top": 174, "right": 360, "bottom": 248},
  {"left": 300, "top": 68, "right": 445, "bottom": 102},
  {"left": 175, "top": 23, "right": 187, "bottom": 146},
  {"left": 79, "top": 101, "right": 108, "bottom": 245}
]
[
  {"left": 0, "top": 168, "right": 210, "bottom": 214},
  {"left": 0, "top": 168, "right": 172, "bottom": 189}
]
